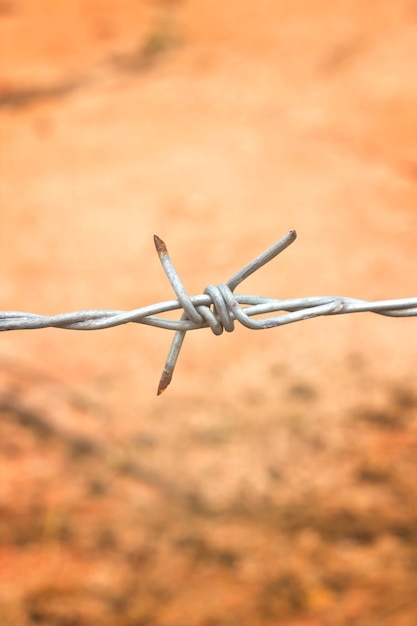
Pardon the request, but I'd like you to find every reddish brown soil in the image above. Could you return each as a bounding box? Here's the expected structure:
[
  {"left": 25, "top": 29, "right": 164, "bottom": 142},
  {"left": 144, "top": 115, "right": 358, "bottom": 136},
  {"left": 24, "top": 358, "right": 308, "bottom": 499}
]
[{"left": 1, "top": 1, "right": 417, "bottom": 624}]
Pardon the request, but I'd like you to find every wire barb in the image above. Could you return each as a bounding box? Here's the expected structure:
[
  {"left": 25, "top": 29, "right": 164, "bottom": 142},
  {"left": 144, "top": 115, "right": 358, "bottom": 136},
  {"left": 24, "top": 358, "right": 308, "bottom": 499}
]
[
  {"left": 154, "top": 230, "right": 298, "bottom": 393},
  {"left": 1, "top": 231, "right": 416, "bottom": 395}
]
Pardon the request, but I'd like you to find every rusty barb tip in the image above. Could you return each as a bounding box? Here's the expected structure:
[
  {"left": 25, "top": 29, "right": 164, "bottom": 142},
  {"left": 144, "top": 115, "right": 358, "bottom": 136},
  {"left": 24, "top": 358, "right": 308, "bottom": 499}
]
[
  {"left": 154, "top": 235, "right": 168, "bottom": 258},
  {"left": 157, "top": 368, "right": 173, "bottom": 395}
]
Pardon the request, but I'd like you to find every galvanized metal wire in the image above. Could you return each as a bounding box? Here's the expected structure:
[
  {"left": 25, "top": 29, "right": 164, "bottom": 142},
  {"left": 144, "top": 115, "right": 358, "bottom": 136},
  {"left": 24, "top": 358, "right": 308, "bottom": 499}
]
[{"left": 1, "top": 231, "right": 416, "bottom": 394}]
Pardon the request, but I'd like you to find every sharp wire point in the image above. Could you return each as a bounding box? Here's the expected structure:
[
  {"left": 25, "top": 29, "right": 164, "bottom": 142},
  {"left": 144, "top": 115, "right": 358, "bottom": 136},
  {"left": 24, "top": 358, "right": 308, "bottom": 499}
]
[
  {"left": 154, "top": 234, "right": 168, "bottom": 258},
  {"left": 0, "top": 230, "right": 416, "bottom": 394},
  {"left": 157, "top": 368, "right": 172, "bottom": 395}
]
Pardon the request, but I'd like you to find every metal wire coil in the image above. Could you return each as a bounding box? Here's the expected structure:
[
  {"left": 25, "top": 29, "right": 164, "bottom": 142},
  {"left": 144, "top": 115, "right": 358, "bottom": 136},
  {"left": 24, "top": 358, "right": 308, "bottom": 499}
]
[{"left": 1, "top": 231, "right": 416, "bottom": 394}]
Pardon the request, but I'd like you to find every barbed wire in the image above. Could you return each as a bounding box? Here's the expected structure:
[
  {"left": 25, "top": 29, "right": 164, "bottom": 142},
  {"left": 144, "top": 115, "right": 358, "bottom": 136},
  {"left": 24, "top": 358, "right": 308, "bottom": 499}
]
[{"left": 1, "top": 230, "right": 416, "bottom": 395}]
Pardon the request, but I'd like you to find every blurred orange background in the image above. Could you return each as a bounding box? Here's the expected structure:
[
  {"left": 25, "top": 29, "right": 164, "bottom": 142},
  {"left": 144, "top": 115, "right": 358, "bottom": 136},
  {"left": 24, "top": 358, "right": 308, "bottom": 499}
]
[{"left": 1, "top": 1, "right": 417, "bottom": 624}]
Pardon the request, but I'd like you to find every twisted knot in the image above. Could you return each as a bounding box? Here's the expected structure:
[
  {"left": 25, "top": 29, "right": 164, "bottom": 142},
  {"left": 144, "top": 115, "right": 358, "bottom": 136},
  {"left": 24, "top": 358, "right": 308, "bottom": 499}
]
[{"left": 178, "top": 283, "right": 236, "bottom": 336}]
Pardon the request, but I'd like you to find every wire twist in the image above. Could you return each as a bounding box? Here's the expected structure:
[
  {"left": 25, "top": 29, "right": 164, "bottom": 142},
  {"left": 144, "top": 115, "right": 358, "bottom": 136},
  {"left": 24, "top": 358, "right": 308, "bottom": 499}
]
[{"left": 1, "top": 230, "right": 416, "bottom": 394}]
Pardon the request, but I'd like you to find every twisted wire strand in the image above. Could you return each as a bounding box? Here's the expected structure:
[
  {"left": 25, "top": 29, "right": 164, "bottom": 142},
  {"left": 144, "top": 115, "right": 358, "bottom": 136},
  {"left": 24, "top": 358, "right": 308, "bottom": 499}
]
[{"left": 1, "top": 231, "right": 416, "bottom": 394}]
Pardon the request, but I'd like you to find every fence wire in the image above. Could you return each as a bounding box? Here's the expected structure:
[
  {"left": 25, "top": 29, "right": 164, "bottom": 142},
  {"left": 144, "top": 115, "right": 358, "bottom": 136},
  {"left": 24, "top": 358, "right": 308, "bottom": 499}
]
[{"left": 1, "top": 231, "right": 416, "bottom": 394}]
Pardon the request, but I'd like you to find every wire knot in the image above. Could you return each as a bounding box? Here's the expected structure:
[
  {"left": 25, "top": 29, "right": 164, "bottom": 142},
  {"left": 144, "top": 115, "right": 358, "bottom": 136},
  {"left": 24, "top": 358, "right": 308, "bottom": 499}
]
[{"left": 201, "top": 285, "right": 235, "bottom": 335}]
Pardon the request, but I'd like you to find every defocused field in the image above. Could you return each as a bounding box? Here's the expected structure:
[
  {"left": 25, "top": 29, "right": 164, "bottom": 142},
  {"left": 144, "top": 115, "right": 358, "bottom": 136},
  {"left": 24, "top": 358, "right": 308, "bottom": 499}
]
[{"left": 1, "top": 1, "right": 417, "bottom": 624}]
